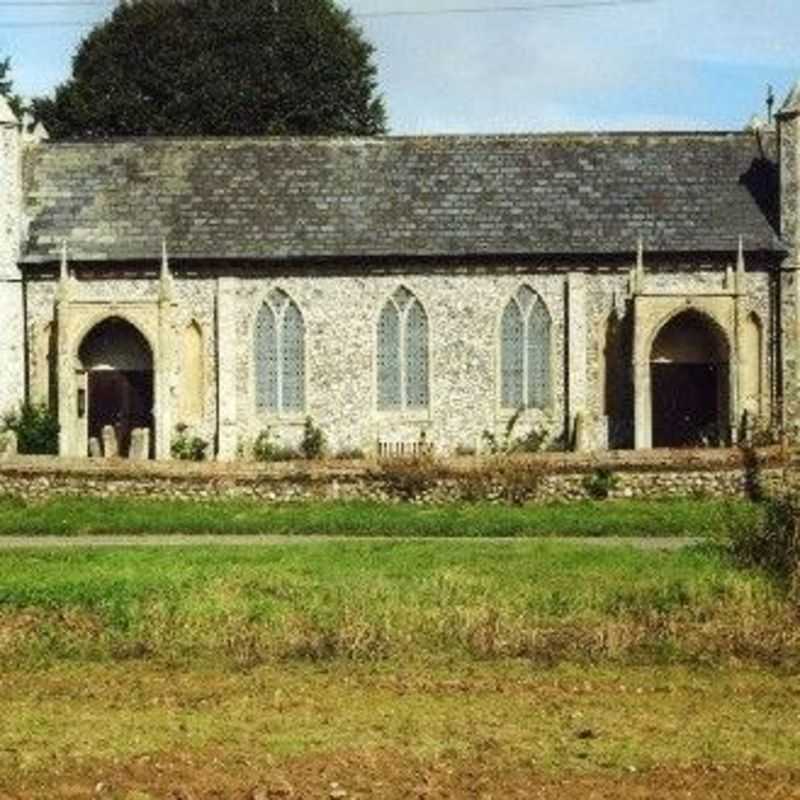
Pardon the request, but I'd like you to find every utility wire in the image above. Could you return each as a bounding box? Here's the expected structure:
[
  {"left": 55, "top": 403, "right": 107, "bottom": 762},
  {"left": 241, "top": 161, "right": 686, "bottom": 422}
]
[
  {"left": 0, "top": 0, "right": 660, "bottom": 26},
  {"left": 0, "top": 0, "right": 657, "bottom": 6},
  {"left": 358, "top": 0, "right": 658, "bottom": 17}
]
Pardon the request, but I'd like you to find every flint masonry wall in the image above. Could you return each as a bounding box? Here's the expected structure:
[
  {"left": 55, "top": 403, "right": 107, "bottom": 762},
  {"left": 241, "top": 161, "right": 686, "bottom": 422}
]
[
  {"left": 24, "top": 258, "right": 776, "bottom": 458},
  {"left": 0, "top": 448, "right": 789, "bottom": 504}
]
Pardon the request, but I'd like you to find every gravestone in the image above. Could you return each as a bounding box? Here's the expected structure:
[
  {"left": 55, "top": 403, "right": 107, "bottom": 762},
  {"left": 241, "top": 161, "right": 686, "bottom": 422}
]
[
  {"left": 0, "top": 430, "right": 17, "bottom": 459},
  {"left": 101, "top": 425, "right": 118, "bottom": 458},
  {"left": 129, "top": 427, "right": 150, "bottom": 461},
  {"left": 88, "top": 437, "right": 102, "bottom": 458}
]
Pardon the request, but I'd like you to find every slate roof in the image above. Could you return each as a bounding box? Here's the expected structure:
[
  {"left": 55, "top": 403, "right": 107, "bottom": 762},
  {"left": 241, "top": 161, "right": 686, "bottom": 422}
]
[{"left": 21, "top": 131, "right": 783, "bottom": 263}]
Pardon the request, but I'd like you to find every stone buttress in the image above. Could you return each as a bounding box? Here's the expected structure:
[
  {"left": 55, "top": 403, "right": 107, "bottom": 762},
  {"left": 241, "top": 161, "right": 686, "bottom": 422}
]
[
  {"left": 777, "top": 82, "right": 800, "bottom": 432},
  {"left": 0, "top": 97, "right": 25, "bottom": 417}
]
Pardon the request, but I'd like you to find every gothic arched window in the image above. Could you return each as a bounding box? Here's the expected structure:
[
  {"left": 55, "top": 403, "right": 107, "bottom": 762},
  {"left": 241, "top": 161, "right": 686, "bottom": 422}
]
[
  {"left": 500, "top": 286, "right": 551, "bottom": 409},
  {"left": 377, "top": 287, "right": 429, "bottom": 411},
  {"left": 254, "top": 289, "right": 305, "bottom": 413}
]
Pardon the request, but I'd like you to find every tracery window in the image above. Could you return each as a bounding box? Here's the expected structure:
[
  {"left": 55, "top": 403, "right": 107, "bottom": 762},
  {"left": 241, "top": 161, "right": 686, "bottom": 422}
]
[
  {"left": 377, "top": 287, "right": 429, "bottom": 411},
  {"left": 254, "top": 289, "right": 305, "bottom": 413},
  {"left": 500, "top": 286, "right": 551, "bottom": 409}
]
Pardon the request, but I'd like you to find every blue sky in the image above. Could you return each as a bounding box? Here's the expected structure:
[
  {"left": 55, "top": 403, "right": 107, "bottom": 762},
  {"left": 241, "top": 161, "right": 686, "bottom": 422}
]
[{"left": 0, "top": 0, "right": 798, "bottom": 134}]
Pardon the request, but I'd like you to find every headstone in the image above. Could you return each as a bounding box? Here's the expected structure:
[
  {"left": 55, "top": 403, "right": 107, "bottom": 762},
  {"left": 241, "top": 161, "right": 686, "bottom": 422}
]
[
  {"left": 101, "top": 425, "right": 118, "bottom": 459},
  {"left": 129, "top": 427, "right": 150, "bottom": 461},
  {"left": 88, "top": 437, "right": 102, "bottom": 458},
  {"left": 0, "top": 430, "right": 17, "bottom": 459}
]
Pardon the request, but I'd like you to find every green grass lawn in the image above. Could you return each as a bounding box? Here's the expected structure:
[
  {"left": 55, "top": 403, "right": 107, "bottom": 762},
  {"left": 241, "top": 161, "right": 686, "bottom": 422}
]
[
  {"left": 0, "top": 495, "right": 760, "bottom": 538},
  {"left": 0, "top": 539, "right": 794, "bottom": 666},
  {"left": 2, "top": 505, "right": 796, "bottom": 798}
]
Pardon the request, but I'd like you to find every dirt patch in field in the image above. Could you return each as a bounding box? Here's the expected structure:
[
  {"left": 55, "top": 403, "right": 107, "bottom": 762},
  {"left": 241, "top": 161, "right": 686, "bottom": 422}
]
[{"left": 4, "top": 748, "right": 800, "bottom": 800}]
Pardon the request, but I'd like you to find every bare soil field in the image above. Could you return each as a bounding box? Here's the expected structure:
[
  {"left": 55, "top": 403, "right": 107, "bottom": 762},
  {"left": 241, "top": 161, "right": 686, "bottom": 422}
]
[{"left": 2, "top": 662, "right": 799, "bottom": 799}]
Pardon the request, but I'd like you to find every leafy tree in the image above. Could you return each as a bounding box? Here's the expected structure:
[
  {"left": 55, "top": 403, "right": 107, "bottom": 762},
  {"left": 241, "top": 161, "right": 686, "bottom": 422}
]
[
  {"left": 33, "top": 0, "right": 387, "bottom": 139},
  {"left": 0, "top": 58, "right": 24, "bottom": 118}
]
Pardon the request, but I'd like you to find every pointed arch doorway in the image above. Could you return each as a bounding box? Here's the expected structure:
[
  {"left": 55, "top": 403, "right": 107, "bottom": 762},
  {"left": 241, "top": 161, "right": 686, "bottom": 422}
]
[
  {"left": 650, "top": 310, "right": 730, "bottom": 447},
  {"left": 78, "top": 317, "right": 155, "bottom": 457}
]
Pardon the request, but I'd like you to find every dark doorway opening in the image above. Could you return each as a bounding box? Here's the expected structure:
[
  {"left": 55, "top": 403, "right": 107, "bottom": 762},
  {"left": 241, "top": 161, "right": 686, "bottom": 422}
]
[
  {"left": 649, "top": 310, "right": 730, "bottom": 449},
  {"left": 88, "top": 371, "right": 154, "bottom": 457},
  {"left": 651, "top": 363, "right": 723, "bottom": 447},
  {"left": 78, "top": 317, "right": 154, "bottom": 458}
]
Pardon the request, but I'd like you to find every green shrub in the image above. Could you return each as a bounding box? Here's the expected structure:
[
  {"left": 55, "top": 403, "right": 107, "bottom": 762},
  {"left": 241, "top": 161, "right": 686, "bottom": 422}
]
[
  {"left": 252, "top": 429, "right": 298, "bottom": 462},
  {"left": 2, "top": 402, "right": 60, "bottom": 455},
  {"left": 170, "top": 424, "right": 208, "bottom": 461},
  {"left": 582, "top": 467, "right": 619, "bottom": 500},
  {"left": 728, "top": 493, "right": 799, "bottom": 587},
  {"left": 299, "top": 416, "right": 326, "bottom": 460}
]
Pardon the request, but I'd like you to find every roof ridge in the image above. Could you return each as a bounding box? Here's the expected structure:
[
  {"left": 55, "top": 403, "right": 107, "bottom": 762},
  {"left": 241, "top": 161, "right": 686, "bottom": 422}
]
[{"left": 36, "top": 130, "right": 760, "bottom": 148}]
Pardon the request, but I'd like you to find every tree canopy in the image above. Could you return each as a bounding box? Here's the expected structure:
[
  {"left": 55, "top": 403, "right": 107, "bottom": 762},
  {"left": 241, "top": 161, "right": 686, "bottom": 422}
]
[
  {"left": 33, "top": 0, "right": 387, "bottom": 139},
  {"left": 0, "top": 58, "right": 24, "bottom": 118}
]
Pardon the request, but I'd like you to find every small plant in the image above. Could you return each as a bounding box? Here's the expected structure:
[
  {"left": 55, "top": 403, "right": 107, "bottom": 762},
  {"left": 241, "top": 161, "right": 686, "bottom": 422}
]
[
  {"left": 170, "top": 423, "right": 208, "bottom": 461},
  {"left": 514, "top": 425, "right": 548, "bottom": 454},
  {"left": 739, "top": 442, "right": 764, "bottom": 502},
  {"left": 2, "top": 402, "right": 60, "bottom": 455},
  {"left": 299, "top": 416, "right": 326, "bottom": 460},
  {"left": 482, "top": 408, "right": 549, "bottom": 455},
  {"left": 482, "top": 408, "right": 523, "bottom": 455},
  {"left": 252, "top": 428, "right": 298, "bottom": 462},
  {"left": 582, "top": 467, "right": 619, "bottom": 500},
  {"left": 747, "top": 416, "right": 782, "bottom": 448},
  {"left": 333, "top": 447, "right": 365, "bottom": 460}
]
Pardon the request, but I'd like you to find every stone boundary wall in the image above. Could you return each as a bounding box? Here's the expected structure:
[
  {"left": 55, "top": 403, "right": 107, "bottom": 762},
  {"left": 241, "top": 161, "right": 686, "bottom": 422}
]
[{"left": 0, "top": 446, "right": 793, "bottom": 503}]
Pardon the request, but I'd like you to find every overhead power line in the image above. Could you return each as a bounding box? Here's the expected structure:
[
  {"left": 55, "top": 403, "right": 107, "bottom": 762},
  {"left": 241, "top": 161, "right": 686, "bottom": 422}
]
[
  {"left": 358, "top": 0, "right": 658, "bottom": 17},
  {"left": 0, "top": 1, "right": 109, "bottom": 4},
  {"left": 0, "top": 0, "right": 660, "bottom": 26},
  {"left": 0, "top": 0, "right": 657, "bottom": 5}
]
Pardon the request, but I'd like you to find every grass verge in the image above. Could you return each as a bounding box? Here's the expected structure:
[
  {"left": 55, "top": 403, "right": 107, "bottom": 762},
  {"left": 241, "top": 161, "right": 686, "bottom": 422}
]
[
  {"left": 0, "top": 540, "right": 795, "bottom": 667},
  {"left": 0, "top": 495, "right": 760, "bottom": 538}
]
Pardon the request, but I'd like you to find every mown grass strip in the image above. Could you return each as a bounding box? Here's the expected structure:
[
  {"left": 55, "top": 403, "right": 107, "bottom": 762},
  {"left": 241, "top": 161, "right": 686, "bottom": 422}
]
[{"left": 0, "top": 495, "right": 760, "bottom": 538}]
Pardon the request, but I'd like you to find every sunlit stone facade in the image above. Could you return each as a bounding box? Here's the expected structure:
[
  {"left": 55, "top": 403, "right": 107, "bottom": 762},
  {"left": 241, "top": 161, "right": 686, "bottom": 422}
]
[{"left": 3, "top": 84, "right": 800, "bottom": 459}]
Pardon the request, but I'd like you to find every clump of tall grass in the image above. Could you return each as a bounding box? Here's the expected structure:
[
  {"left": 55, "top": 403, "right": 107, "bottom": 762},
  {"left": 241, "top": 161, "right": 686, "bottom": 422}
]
[{"left": 726, "top": 492, "right": 800, "bottom": 595}]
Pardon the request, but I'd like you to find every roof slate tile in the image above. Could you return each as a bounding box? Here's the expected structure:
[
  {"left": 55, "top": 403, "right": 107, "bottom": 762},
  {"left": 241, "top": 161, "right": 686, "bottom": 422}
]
[{"left": 22, "top": 132, "right": 782, "bottom": 263}]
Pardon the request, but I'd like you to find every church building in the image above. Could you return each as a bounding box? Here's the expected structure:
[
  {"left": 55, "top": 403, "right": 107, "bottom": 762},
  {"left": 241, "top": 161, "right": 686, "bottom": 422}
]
[{"left": 2, "top": 83, "right": 800, "bottom": 460}]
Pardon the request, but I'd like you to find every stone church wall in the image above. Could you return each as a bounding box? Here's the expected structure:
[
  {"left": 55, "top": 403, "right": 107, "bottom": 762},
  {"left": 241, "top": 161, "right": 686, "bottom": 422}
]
[
  {"left": 24, "top": 257, "right": 775, "bottom": 458},
  {"left": 234, "top": 267, "right": 568, "bottom": 456}
]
